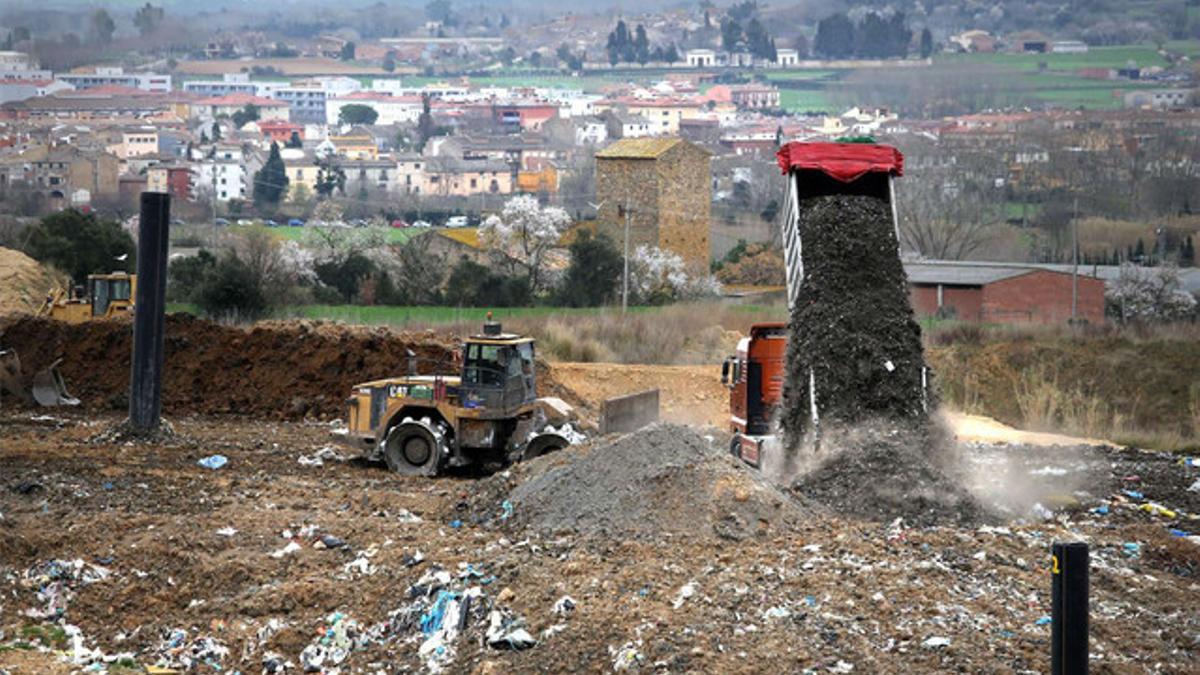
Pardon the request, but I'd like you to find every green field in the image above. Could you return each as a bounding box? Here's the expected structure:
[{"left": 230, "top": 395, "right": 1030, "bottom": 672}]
[
  {"left": 268, "top": 225, "right": 424, "bottom": 244},
  {"left": 166, "top": 302, "right": 784, "bottom": 327},
  {"left": 938, "top": 44, "right": 1173, "bottom": 72}
]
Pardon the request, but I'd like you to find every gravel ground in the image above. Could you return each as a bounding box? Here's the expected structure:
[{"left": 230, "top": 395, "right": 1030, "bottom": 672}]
[{"left": 2, "top": 410, "right": 1198, "bottom": 674}]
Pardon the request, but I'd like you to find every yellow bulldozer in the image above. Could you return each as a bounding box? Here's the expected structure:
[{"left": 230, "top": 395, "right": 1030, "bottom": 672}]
[
  {"left": 334, "top": 317, "right": 580, "bottom": 476},
  {"left": 38, "top": 272, "right": 136, "bottom": 323}
]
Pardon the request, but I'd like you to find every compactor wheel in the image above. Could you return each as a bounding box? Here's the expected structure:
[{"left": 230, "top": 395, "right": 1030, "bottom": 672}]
[
  {"left": 383, "top": 418, "right": 446, "bottom": 476},
  {"left": 522, "top": 432, "right": 571, "bottom": 461}
]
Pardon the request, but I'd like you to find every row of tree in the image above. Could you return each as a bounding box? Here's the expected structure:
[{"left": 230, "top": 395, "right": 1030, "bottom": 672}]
[
  {"left": 813, "top": 11, "right": 920, "bottom": 60},
  {"left": 605, "top": 20, "right": 680, "bottom": 66}
]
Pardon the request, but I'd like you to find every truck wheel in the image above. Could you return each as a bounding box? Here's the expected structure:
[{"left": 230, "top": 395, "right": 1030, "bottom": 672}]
[
  {"left": 523, "top": 433, "right": 570, "bottom": 461},
  {"left": 383, "top": 421, "right": 445, "bottom": 476}
]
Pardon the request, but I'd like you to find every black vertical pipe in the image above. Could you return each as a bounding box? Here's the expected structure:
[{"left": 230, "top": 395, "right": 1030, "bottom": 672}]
[
  {"left": 129, "top": 192, "right": 170, "bottom": 430},
  {"left": 1051, "top": 541, "right": 1089, "bottom": 675}
]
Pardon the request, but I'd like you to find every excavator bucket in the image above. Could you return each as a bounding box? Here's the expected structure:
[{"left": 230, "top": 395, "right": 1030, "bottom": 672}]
[
  {"left": 0, "top": 349, "right": 31, "bottom": 407},
  {"left": 30, "top": 358, "right": 79, "bottom": 407}
]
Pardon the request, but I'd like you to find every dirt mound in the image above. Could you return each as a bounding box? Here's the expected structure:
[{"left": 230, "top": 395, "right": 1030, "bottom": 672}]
[
  {"left": 791, "top": 421, "right": 989, "bottom": 527},
  {"left": 0, "top": 314, "right": 456, "bottom": 419},
  {"left": 497, "top": 424, "right": 808, "bottom": 539},
  {"left": 0, "top": 247, "right": 65, "bottom": 315},
  {"left": 781, "top": 195, "right": 928, "bottom": 439}
]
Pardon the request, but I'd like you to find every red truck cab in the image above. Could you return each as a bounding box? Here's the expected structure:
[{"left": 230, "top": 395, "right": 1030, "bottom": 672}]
[{"left": 722, "top": 322, "right": 787, "bottom": 466}]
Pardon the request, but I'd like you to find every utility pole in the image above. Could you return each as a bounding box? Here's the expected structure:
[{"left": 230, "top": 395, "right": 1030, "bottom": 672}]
[
  {"left": 1071, "top": 196, "right": 1078, "bottom": 323},
  {"left": 622, "top": 191, "right": 632, "bottom": 313}
]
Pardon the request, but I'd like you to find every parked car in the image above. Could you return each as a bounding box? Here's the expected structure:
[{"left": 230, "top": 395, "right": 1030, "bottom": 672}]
[
  {"left": 214, "top": 218, "right": 231, "bottom": 226},
  {"left": 411, "top": 220, "right": 432, "bottom": 229},
  {"left": 236, "top": 219, "right": 253, "bottom": 226},
  {"left": 265, "top": 219, "right": 279, "bottom": 227},
  {"left": 445, "top": 215, "right": 469, "bottom": 228},
  {"left": 288, "top": 218, "right": 305, "bottom": 227},
  {"left": 391, "top": 219, "right": 410, "bottom": 229}
]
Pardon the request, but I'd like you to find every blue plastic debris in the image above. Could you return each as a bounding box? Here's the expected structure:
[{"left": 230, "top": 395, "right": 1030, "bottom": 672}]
[
  {"left": 1181, "top": 457, "right": 1199, "bottom": 468},
  {"left": 804, "top": 595, "right": 817, "bottom": 607},
  {"left": 1035, "top": 616, "right": 1052, "bottom": 626},
  {"left": 1122, "top": 542, "right": 1142, "bottom": 558},
  {"left": 102, "top": 482, "right": 114, "bottom": 491},
  {"left": 998, "top": 630, "right": 1016, "bottom": 638},
  {"left": 197, "top": 455, "right": 228, "bottom": 470},
  {"left": 1092, "top": 505, "right": 1109, "bottom": 515},
  {"left": 500, "top": 500, "right": 514, "bottom": 521},
  {"left": 449, "top": 519, "right": 463, "bottom": 529},
  {"left": 420, "top": 591, "right": 458, "bottom": 635},
  {"left": 1168, "top": 529, "right": 1188, "bottom": 537},
  {"left": 1122, "top": 490, "right": 1143, "bottom": 500}
]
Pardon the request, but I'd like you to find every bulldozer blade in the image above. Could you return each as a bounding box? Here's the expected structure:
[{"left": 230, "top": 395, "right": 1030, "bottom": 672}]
[
  {"left": 31, "top": 359, "right": 80, "bottom": 407},
  {"left": 0, "top": 348, "right": 33, "bottom": 406}
]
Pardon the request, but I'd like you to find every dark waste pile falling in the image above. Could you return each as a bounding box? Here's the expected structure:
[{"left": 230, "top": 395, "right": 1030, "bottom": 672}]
[{"left": 780, "top": 194, "right": 984, "bottom": 524}]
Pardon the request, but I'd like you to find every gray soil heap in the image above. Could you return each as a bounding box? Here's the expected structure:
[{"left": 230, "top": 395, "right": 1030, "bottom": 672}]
[{"left": 498, "top": 423, "right": 808, "bottom": 539}]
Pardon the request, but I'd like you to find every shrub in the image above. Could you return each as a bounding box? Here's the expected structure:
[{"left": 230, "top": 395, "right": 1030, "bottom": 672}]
[
  {"left": 557, "top": 230, "right": 622, "bottom": 307},
  {"left": 25, "top": 209, "right": 135, "bottom": 284},
  {"left": 196, "top": 253, "right": 267, "bottom": 320},
  {"left": 167, "top": 249, "right": 216, "bottom": 303}
]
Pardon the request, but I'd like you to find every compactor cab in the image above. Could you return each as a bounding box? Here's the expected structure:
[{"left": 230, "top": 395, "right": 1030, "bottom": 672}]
[
  {"left": 335, "top": 316, "right": 578, "bottom": 477},
  {"left": 459, "top": 319, "right": 538, "bottom": 413}
]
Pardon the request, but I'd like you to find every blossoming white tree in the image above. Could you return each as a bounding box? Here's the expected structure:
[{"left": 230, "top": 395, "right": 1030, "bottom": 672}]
[
  {"left": 479, "top": 195, "right": 572, "bottom": 296},
  {"left": 1107, "top": 264, "right": 1197, "bottom": 322},
  {"left": 628, "top": 245, "right": 722, "bottom": 305}
]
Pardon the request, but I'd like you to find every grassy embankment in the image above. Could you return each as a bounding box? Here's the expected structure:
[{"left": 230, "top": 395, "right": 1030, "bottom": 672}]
[{"left": 927, "top": 322, "right": 1200, "bottom": 451}]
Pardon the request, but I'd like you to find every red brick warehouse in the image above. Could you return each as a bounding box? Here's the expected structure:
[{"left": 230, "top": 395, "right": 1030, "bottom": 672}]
[{"left": 906, "top": 261, "right": 1106, "bottom": 324}]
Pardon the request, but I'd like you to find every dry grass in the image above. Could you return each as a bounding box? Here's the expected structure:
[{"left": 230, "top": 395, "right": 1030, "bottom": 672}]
[
  {"left": 929, "top": 327, "right": 1200, "bottom": 452},
  {"left": 511, "top": 303, "right": 781, "bottom": 365}
]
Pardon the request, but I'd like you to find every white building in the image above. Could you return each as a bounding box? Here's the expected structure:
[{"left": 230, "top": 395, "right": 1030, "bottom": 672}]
[
  {"left": 324, "top": 92, "right": 423, "bottom": 125},
  {"left": 182, "top": 73, "right": 279, "bottom": 98},
  {"left": 0, "top": 51, "right": 51, "bottom": 81},
  {"left": 192, "top": 144, "right": 248, "bottom": 202},
  {"left": 575, "top": 117, "right": 609, "bottom": 146},
  {"left": 1124, "top": 89, "right": 1191, "bottom": 110},
  {"left": 776, "top": 49, "right": 799, "bottom": 67},
  {"left": 1051, "top": 41, "right": 1089, "bottom": 54},
  {"left": 686, "top": 49, "right": 717, "bottom": 68},
  {"left": 56, "top": 67, "right": 171, "bottom": 92},
  {"left": 272, "top": 76, "right": 363, "bottom": 124}
]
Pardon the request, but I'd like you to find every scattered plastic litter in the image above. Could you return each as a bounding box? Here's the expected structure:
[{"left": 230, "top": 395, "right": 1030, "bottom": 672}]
[
  {"left": 1092, "top": 505, "right": 1110, "bottom": 515},
  {"left": 21, "top": 559, "right": 111, "bottom": 619},
  {"left": 403, "top": 550, "right": 426, "bottom": 567},
  {"left": 269, "top": 541, "right": 302, "bottom": 558},
  {"left": 1122, "top": 542, "right": 1142, "bottom": 558},
  {"left": 1188, "top": 479, "right": 1200, "bottom": 493},
  {"left": 610, "top": 642, "right": 644, "bottom": 671},
  {"left": 154, "top": 628, "right": 229, "bottom": 671},
  {"left": 396, "top": 508, "right": 423, "bottom": 523},
  {"left": 197, "top": 455, "right": 228, "bottom": 470},
  {"left": 1140, "top": 503, "right": 1177, "bottom": 518},
  {"left": 552, "top": 595, "right": 576, "bottom": 615},
  {"left": 500, "top": 499, "right": 514, "bottom": 521},
  {"left": 298, "top": 446, "right": 346, "bottom": 467},
  {"left": 1031, "top": 503, "right": 1055, "bottom": 520},
  {"left": 486, "top": 609, "right": 537, "bottom": 650},
  {"left": 1035, "top": 616, "right": 1052, "bottom": 626},
  {"left": 672, "top": 581, "right": 697, "bottom": 609},
  {"left": 300, "top": 612, "right": 360, "bottom": 671},
  {"left": 215, "top": 527, "right": 238, "bottom": 537},
  {"left": 1122, "top": 490, "right": 1144, "bottom": 500},
  {"left": 922, "top": 636, "right": 951, "bottom": 648},
  {"left": 316, "top": 534, "right": 346, "bottom": 549}
]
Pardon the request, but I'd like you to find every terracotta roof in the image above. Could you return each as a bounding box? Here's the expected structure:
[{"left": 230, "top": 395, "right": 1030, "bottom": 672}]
[{"left": 595, "top": 137, "right": 700, "bottom": 159}]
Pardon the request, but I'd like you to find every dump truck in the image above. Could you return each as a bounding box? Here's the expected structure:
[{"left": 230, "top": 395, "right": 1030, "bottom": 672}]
[
  {"left": 39, "top": 272, "right": 136, "bottom": 323},
  {"left": 722, "top": 140, "right": 922, "bottom": 466},
  {"left": 335, "top": 317, "right": 579, "bottom": 476}
]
